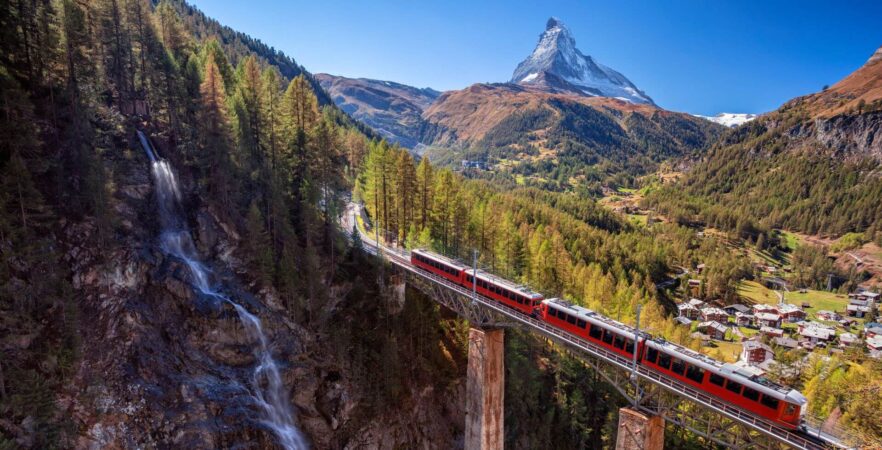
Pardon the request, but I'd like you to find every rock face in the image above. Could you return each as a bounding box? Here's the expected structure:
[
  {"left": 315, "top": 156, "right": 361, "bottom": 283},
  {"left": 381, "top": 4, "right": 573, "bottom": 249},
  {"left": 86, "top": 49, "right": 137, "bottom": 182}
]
[
  {"left": 316, "top": 74, "right": 440, "bottom": 148},
  {"left": 56, "top": 134, "right": 466, "bottom": 449},
  {"left": 511, "top": 17, "right": 654, "bottom": 105}
]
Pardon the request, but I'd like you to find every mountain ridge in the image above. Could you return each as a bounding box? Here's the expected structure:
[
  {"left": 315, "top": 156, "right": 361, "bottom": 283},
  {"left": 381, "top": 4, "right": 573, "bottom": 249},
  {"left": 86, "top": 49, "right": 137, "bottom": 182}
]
[{"left": 316, "top": 73, "right": 440, "bottom": 148}]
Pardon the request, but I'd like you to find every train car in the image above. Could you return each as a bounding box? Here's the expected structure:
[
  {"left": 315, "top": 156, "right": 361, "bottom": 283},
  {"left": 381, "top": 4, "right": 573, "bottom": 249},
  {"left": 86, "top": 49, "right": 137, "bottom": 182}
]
[
  {"left": 409, "top": 250, "right": 807, "bottom": 429},
  {"left": 539, "top": 299, "right": 644, "bottom": 359},
  {"left": 411, "top": 249, "right": 467, "bottom": 285},
  {"left": 642, "top": 339, "right": 806, "bottom": 429},
  {"left": 463, "top": 269, "right": 543, "bottom": 315}
]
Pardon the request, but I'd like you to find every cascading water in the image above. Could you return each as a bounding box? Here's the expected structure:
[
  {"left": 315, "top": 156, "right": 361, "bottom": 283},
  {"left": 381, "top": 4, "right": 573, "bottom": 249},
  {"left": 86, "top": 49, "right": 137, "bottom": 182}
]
[{"left": 137, "top": 131, "right": 307, "bottom": 449}]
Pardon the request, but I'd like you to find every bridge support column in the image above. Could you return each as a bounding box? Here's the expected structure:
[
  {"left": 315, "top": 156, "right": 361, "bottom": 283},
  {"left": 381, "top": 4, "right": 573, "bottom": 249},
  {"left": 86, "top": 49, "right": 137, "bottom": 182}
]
[
  {"left": 465, "top": 327, "right": 504, "bottom": 450},
  {"left": 616, "top": 407, "right": 664, "bottom": 450}
]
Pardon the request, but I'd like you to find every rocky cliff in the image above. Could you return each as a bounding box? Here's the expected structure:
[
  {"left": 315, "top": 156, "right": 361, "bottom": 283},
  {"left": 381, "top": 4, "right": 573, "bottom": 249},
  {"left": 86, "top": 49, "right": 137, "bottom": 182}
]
[{"left": 49, "top": 134, "right": 466, "bottom": 449}]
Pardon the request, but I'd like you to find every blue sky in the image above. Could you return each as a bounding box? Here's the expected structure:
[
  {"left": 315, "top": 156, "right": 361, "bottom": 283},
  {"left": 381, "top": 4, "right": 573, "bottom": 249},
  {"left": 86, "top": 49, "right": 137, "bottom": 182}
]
[{"left": 191, "top": 0, "right": 881, "bottom": 115}]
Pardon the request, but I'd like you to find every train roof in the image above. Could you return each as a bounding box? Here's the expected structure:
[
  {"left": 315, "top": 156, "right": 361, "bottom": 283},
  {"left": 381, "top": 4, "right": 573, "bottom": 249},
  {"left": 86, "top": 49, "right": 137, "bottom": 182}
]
[
  {"left": 645, "top": 338, "right": 806, "bottom": 404},
  {"left": 541, "top": 301, "right": 805, "bottom": 405},
  {"left": 412, "top": 249, "right": 469, "bottom": 271},
  {"left": 465, "top": 268, "right": 543, "bottom": 299},
  {"left": 543, "top": 298, "right": 643, "bottom": 340}
]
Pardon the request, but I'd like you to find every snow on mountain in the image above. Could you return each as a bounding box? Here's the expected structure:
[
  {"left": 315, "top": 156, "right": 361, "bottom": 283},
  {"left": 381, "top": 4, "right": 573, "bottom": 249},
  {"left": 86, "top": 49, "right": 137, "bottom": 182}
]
[
  {"left": 695, "top": 113, "right": 758, "bottom": 128},
  {"left": 511, "top": 17, "right": 654, "bottom": 105}
]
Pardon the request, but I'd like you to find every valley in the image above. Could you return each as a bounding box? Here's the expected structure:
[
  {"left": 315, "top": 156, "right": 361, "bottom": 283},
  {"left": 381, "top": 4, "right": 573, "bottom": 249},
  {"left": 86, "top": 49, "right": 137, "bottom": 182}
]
[{"left": 1, "top": 1, "right": 880, "bottom": 449}]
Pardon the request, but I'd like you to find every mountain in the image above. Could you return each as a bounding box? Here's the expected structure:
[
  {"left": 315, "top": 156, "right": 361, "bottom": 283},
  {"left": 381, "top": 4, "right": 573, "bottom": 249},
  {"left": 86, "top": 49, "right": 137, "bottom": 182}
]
[
  {"left": 421, "top": 83, "right": 721, "bottom": 191},
  {"left": 695, "top": 113, "right": 758, "bottom": 128},
  {"left": 645, "top": 46, "right": 882, "bottom": 237},
  {"left": 510, "top": 18, "right": 653, "bottom": 105},
  {"left": 316, "top": 74, "right": 440, "bottom": 148}
]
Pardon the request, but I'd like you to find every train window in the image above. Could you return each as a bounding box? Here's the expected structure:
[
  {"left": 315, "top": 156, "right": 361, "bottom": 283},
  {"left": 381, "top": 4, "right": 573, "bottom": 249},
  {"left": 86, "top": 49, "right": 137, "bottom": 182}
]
[
  {"left": 589, "top": 325, "right": 602, "bottom": 339},
  {"left": 671, "top": 358, "right": 685, "bottom": 375},
  {"left": 709, "top": 373, "right": 725, "bottom": 387},
  {"left": 743, "top": 387, "right": 760, "bottom": 402},
  {"left": 784, "top": 404, "right": 797, "bottom": 416},
  {"left": 577, "top": 319, "right": 587, "bottom": 329},
  {"left": 614, "top": 335, "right": 625, "bottom": 350},
  {"left": 657, "top": 352, "right": 672, "bottom": 370},
  {"left": 725, "top": 380, "right": 743, "bottom": 395},
  {"left": 624, "top": 339, "right": 634, "bottom": 354},
  {"left": 685, "top": 365, "right": 704, "bottom": 383},
  {"left": 567, "top": 315, "right": 577, "bottom": 325},
  {"left": 760, "top": 395, "right": 780, "bottom": 410},
  {"left": 602, "top": 331, "right": 614, "bottom": 345},
  {"left": 548, "top": 308, "right": 557, "bottom": 318},
  {"left": 645, "top": 347, "right": 658, "bottom": 363}
]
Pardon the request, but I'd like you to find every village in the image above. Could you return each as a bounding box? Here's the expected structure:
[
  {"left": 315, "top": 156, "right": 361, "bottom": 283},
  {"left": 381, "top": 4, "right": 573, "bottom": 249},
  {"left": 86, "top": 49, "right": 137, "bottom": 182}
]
[{"left": 676, "top": 276, "right": 881, "bottom": 376}]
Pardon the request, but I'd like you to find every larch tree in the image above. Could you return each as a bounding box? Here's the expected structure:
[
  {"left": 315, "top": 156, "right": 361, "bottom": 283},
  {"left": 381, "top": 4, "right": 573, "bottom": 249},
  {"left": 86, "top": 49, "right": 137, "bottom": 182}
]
[
  {"left": 394, "top": 149, "right": 416, "bottom": 242},
  {"left": 198, "top": 55, "right": 234, "bottom": 206},
  {"left": 415, "top": 156, "right": 433, "bottom": 231}
]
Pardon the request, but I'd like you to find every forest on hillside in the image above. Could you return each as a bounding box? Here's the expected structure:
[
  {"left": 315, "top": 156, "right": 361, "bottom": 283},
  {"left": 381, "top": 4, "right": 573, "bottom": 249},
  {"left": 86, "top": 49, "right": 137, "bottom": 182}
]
[
  {"left": 356, "top": 139, "right": 882, "bottom": 444},
  {"left": 643, "top": 107, "right": 882, "bottom": 242},
  {"left": 0, "top": 1, "right": 714, "bottom": 447},
  {"left": 3, "top": 0, "right": 882, "bottom": 447}
]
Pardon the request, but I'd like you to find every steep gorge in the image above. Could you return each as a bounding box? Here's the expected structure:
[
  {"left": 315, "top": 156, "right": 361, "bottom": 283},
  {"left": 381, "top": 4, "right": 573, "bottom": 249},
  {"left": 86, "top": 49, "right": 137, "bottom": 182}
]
[{"left": 50, "top": 129, "right": 469, "bottom": 448}]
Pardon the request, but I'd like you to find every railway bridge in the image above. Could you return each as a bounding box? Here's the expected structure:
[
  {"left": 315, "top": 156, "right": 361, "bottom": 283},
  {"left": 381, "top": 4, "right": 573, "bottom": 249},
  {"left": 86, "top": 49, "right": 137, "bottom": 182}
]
[{"left": 343, "top": 204, "right": 852, "bottom": 450}]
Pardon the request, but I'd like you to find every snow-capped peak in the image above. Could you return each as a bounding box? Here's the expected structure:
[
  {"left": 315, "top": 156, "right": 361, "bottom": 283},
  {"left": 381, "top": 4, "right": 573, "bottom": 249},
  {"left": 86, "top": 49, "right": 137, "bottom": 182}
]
[
  {"left": 511, "top": 17, "right": 654, "bottom": 105},
  {"left": 694, "top": 112, "right": 758, "bottom": 127}
]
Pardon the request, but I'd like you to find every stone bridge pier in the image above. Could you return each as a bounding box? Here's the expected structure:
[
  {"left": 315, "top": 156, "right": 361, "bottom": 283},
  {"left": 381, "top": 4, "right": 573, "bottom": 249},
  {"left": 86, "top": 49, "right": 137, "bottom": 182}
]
[
  {"left": 616, "top": 407, "right": 664, "bottom": 450},
  {"left": 465, "top": 327, "right": 504, "bottom": 450}
]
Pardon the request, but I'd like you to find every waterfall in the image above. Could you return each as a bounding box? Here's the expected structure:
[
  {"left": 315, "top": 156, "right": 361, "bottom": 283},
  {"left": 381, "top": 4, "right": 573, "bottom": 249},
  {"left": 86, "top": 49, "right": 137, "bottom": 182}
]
[{"left": 138, "top": 131, "right": 307, "bottom": 450}]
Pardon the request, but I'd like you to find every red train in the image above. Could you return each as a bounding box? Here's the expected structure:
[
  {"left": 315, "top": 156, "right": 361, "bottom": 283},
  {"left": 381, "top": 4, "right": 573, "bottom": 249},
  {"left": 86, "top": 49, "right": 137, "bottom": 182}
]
[{"left": 411, "top": 248, "right": 807, "bottom": 429}]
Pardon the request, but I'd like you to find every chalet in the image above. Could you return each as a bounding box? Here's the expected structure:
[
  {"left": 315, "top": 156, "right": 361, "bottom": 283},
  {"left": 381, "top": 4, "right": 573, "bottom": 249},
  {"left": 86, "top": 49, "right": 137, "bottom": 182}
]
[
  {"left": 773, "top": 337, "right": 799, "bottom": 349},
  {"left": 847, "top": 304, "right": 871, "bottom": 318},
  {"left": 864, "top": 323, "right": 882, "bottom": 338},
  {"left": 839, "top": 317, "right": 856, "bottom": 328},
  {"left": 724, "top": 304, "right": 751, "bottom": 315},
  {"left": 850, "top": 291, "right": 880, "bottom": 305},
  {"left": 687, "top": 298, "right": 706, "bottom": 308},
  {"left": 735, "top": 312, "right": 755, "bottom": 327},
  {"left": 756, "top": 312, "right": 782, "bottom": 328},
  {"left": 866, "top": 335, "right": 882, "bottom": 358},
  {"left": 675, "top": 316, "right": 693, "bottom": 326},
  {"left": 696, "top": 263, "right": 706, "bottom": 274},
  {"left": 701, "top": 307, "right": 730, "bottom": 323},
  {"left": 753, "top": 304, "right": 779, "bottom": 315},
  {"left": 677, "top": 302, "right": 701, "bottom": 320},
  {"left": 741, "top": 340, "right": 775, "bottom": 365},
  {"left": 816, "top": 310, "right": 840, "bottom": 321},
  {"left": 778, "top": 304, "right": 806, "bottom": 323},
  {"left": 839, "top": 332, "right": 860, "bottom": 347},
  {"left": 761, "top": 326, "right": 784, "bottom": 338},
  {"left": 798, "top": 322, "right": 835, "bottom": 345},
  {"left": 697, "top": 321, "right": 728, "bottom": 340}
]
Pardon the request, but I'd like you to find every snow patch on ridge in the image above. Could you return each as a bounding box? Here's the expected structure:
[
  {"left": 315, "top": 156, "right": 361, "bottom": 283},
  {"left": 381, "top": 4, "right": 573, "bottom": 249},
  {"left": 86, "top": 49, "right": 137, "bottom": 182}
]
[{"left": 695, "top": 112, "right": 758, "bottom": 127}]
